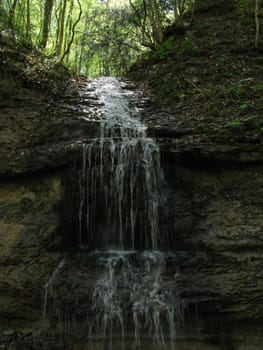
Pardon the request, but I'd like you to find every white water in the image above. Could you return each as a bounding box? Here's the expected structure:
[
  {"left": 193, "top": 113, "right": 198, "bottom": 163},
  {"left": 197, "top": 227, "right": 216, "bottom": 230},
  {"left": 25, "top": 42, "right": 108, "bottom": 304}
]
[
  {"left": 78, "top": 77, "right": 163, "bottom": 250},
  {"left": 43, "top": 78, "right": 182, "bottom": 349},
  {"left": 43, "top": 258, "right": 65, "bottom": 318},
  {"left": 90, "top": 250, "right": 182, "bottom": 349}
]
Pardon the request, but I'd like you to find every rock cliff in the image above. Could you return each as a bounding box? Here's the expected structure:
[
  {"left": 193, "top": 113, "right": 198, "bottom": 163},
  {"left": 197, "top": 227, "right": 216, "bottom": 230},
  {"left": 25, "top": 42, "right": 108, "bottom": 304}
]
[{"left": 0, "top": 6, "right": 262, "bottom": 350}]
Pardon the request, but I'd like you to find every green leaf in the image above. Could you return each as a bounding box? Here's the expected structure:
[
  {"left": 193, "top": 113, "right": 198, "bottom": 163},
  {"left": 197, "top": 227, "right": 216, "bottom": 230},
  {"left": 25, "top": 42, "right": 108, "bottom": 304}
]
[{"left": 225, "top": 120, "right": 243, "bottom": 128}]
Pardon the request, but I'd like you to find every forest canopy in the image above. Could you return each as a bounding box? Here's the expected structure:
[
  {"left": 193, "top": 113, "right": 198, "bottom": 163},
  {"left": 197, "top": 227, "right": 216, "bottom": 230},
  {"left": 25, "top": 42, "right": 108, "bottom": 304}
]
[{"left": 0, "top": 0, "right": 261, "bottom": 77}]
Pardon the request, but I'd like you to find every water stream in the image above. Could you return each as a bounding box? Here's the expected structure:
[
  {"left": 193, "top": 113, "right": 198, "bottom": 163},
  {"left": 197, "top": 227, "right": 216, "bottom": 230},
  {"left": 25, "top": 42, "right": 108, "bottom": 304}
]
[
  {"left": 44, "top": 78, "right": 182, "bottom": 349},
  {"left": 78, "top": 77, "right": 163, "bottom": 250}
]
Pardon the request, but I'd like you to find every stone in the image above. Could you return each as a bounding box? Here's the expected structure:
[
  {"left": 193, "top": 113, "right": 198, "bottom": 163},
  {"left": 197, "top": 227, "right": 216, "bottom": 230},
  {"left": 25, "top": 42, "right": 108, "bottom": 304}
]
[
  {"left": 3, "top": 329, "right": 15, "bottom": 336},
  {"left": 0, "top": 77, "right": 262, "bottom": 349}
]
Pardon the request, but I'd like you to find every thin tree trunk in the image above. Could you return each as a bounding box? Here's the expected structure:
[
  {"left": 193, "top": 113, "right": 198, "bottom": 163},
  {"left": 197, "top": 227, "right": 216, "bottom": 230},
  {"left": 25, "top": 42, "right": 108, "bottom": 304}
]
[
  {"left": 129, "top": 0, "right": 155, "bottom": 49},
  {"left": 41, "top": 0, "right": 54, "bottom": 49},
  {"left": 25, "top": 0, "right": 31, "bottom": 43},
  {"left": 152, "top": 0, "right": 163, "bottom": 44},
  {"left": 9, "top": 0, "right": 18, "bottom": 36},
  {"left": 255, "top": 0, "right": 260, "bottom": 48},
  {"left": 55, "top": 0, "right": 67, "bottom": 56},
  {"left": 63, "top": 0, "right": 74, "bottom": 63},
  {"left": 173, "top": 0, "right": 186, "bottom": 28},
  {"left": 16, "top": 0, "right": 26, "bottom": 39},
  {"left": 77, "top": 8, "right": 89, "bottom": 73},
  {"left": 60, "top": 0, "right": 82, "bottom": 63}
]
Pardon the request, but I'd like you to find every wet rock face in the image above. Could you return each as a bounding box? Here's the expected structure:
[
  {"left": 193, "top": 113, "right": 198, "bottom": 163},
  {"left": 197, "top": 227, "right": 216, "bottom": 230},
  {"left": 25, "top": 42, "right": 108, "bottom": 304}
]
[
  {"left": 0, "top": 82, "right": 101, "bottom": 176},
  {"left": 1, "top": 147, "right": 260, "bottom": 325},
  {"left": 0, "top": 175, "right": 64, "bottom": 320},
  {"left": 0, "top": 79, "right": 113, "bottom": 326},
  {"left": 0, "top": 78, "right": 262, "bottom": 350},
  {"left": 162, "top": 162, "right": 263, "bottom": 320}
]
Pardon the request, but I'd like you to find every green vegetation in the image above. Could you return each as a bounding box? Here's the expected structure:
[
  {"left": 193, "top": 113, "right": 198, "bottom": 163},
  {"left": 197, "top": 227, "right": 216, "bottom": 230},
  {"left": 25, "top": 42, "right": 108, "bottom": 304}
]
[
  {"left": 225, "top": 115, "right": 261, "bottom": 130},
  {"left": 128, "top": 0, "right": 263, "bottom": 143},
  {"left": 225, "top": 119, "right": 244, "bottom": 128},
  {"left": 1, "top": 0, "right": 261, "bottom": 77},
  {"left": 155, "top": 37, "right": 175, "bottom": 60}
]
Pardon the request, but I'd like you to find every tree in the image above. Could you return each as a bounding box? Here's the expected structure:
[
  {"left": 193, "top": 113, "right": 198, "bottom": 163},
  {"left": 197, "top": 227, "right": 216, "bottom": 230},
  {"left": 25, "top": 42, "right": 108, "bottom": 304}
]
[
  {"left": 171, "top": 0, "right": 186, "bottom": 28},
  {"left": 129, "top": 0, "right": 165, "bottom": 48},
  {"left": 60, "top": 0, "right": 83, "bottom": 63},
  {"left": 55, "top": 0, "right": 67, "bottom": 56},
  {"left": 8, "top": 0, "right": 19, "bottom": 37},
  {"left": 25, "top": 0, "right": 31, "bottom": 44},
  {"left": 255, "top": 0, "right": 260, "bottom": 48},
  {"left": 76, "top": 2, "right": 141, "bottom": 76},
  {"left": 41, "top": 0, "right": 54, "bottom": 49},
  {"left": 149, "top": 0, "right": 164, "bottom": 43}
]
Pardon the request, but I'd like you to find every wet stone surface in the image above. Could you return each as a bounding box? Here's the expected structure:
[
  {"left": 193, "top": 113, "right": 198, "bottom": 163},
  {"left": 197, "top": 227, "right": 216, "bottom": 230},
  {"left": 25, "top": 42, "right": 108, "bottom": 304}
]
[{"left": 0, "top": 78, "right": 262, "bottom": 350}]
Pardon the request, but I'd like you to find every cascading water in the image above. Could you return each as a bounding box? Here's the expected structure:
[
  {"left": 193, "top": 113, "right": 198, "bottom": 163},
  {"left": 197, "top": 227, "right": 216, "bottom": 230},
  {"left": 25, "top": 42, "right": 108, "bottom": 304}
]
[
  {"left": 43, "top": 78, "right": 182, "bottom": 349},
  {"left": 90, "top": 250, "right": 182, "bottom": 350},
  {"left": 78, "top": 77, "right": 163, "bottom": 250}
]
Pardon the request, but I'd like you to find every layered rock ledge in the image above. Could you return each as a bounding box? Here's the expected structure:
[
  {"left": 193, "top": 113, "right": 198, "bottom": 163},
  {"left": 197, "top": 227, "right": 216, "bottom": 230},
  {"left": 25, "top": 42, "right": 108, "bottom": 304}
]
[{"left": 0, "top": 78, "right": 262, "bottom": 350}]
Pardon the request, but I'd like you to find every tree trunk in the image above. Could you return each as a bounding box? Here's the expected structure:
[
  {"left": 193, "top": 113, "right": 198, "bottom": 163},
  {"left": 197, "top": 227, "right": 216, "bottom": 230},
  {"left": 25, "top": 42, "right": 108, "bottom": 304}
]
[
  {"left": 41, "top": 0, "right": 54, "bottom": 49},
  {"left": 9, "top": 0, "right": 18, "bottom": 36},
  {"left": 63, "top": 0, "right": 74, "bottom": 63},
  {"left": 25, "top": 0, "right": 31, "bottom": 43},
  {"left": 255, "top": 0, "right": 260, "bottom": 48},
  {"left": 55, "top": 0, "right": 67, "bottom": 56},
  {"left": 172, "top": 0, "right": 186, "bottom": 29},
  {"left": 60, "top": 0, "right": 82, "bottom": 63},
  {"left": 129, "top": 0, "right": 154, "bottom": 49},
  {"left": 151, "top": 0, "right": 163, "bottom": 44}
]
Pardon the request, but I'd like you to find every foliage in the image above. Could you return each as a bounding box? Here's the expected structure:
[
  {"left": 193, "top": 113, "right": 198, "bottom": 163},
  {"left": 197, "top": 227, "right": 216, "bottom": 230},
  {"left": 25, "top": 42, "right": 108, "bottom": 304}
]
[
  {"left": 225, "top": 115, "right": 261, "bottom": 131},
  {"left": 244, "top": 115, "right": 257, "bottom": 123},
  {"left": 0, "top": 0, "right": 143, "bottom": 76},
  {"left": 252, "top": 83, "right": 263, "bottom": 93},
  {"left": 221, "top": 78, "right": 252, "bottom": 99},
  {"left": 154, "top": 35, "right": 199, "bottom": 60},
  {"left": 225, "top": 119, "right": 244, "bottom": 128},
  {"left": 0, "top": 0, "right": 262, "bottom": 76},
  {"left": 75, "top": 4, "right": 140, "bottom": 76},
  {"left": 235, "top": 0, "right": 254, "bottom": 10},
  {"left": 176, "top": 37, "right": 199, "bottom": 54},
  {"left": 155, "top": 36, "right": 174, "bottom": 59}
]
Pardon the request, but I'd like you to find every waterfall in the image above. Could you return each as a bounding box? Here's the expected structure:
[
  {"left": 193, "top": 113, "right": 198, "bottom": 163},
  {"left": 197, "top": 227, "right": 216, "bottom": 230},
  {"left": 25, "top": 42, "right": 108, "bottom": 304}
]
[
  {"left": 91, "top": 250, "right": 182, "bottom": 350},
  {"left": 43, "top": 78, "right": 182, "bottom": 349},
  {"left": 78, "top": 77, "right": 163, "bottom": 250}
]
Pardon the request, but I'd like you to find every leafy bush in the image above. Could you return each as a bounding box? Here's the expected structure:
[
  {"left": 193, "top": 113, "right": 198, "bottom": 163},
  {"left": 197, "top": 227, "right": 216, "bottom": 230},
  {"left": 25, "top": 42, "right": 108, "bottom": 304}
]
[
  {"left": 176, "top": 37, "right": 199, "bottom": 55},
  {"left": 235, "top": 0, "right": 254, "bottom": 9},
  {"left": 155, "top": 37, "right": 175, "bottom": 59},
  {"left": 154, "top": 36, "right": 199, "bottom": 60}
]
